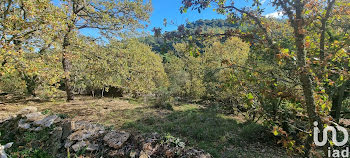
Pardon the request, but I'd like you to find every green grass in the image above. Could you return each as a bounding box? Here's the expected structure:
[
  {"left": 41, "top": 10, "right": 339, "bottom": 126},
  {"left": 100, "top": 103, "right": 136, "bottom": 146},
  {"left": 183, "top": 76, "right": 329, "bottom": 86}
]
[
  {"left": 1, "top": 128, "right": 53, "bottom": 158},
  {"left": 122, "top": 104, "right": 286, "bottom": 157}
]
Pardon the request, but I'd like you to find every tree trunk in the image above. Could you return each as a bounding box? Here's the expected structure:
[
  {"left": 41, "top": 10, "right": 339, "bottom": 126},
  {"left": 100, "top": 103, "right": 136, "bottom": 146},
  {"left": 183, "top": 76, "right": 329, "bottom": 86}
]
[
  {"left": 319, "top": 24, "right": 326, "bottom": 60},
  {"left": 62, "top": 26, "right": 74, "bottom": 102},
  {"left": 102, "top": 87, "right": 104, "bottom": 97},
  {"left": 293, "top": 1, "right": 325, "bottom": 156},
  {"left": 319, "top": 0, "right": 335, "bottom": 61},
  {"left": 330, "top": 94, "right": 339, "bottom": 118},
  {"left": 294, "top": 1, "right": 319, "bottom": 126},
  {"left": 335, "top": 83, "right": 347, "bottom": 122},
  {"left": 331, "top": 80, "right": 349, "bottom": 122},
  {"left": 24, "top": 75, "right": 37, "bottom": 97}
]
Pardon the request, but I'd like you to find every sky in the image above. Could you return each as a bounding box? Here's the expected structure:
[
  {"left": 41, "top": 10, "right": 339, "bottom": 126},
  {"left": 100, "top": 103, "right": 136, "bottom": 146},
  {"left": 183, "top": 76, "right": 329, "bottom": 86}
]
[
  {"left": 78, "top": 0, "right": 281, "bottom": 37},
  {"left": 146, "top": 0, "right": 226, "bottom": 32}
]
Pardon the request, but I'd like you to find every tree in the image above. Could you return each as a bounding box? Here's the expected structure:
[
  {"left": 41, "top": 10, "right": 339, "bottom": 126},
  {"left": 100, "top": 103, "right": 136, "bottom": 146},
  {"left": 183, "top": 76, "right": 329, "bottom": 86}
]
[
  {"left": 71, "top": 37, "right": 168, "bottom": 97},
  {"left": 202, "top": 37, "right": 249, "bottom": 101},
  {"left": 0, "top": 0, "right": 64, "bottom": 96},
  {"left": 165, "top": 42, "right": 205, "bottom": 100},
  {"left": 56, "top": 0, "right": 152, "bottom": 101},
  {"left": 106, "top": 39, "right": 169, "bottom": 95},
  {"left": 181, "top": 0, "right": 348, "bottom": 156}
]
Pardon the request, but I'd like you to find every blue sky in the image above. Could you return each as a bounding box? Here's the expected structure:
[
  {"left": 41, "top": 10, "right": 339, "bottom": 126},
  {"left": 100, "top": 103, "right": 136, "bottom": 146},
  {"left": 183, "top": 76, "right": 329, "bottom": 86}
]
[
  {"left": 78, "top": 0, "right": 280, "bottom": 37},
  {"left": 147, "top": 0, "right": 280, "bottom": 32},
  {"left": 147, "top": 0, "right": 226, "bottom": 32}
]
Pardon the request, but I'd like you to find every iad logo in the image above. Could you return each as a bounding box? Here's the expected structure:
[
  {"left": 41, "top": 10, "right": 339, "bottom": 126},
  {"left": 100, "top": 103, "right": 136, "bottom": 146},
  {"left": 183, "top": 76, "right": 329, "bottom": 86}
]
[
  {"left": 313, "top": 121, "right": 348, "bottom": 147},
  {"left": 314, "top": 121, "right": 350, "bottom": 157}
]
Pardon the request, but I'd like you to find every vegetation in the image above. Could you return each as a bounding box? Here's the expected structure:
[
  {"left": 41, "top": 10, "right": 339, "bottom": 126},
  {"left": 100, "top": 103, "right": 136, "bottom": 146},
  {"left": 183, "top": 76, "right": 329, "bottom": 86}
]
[
  {"left": 180, "top": 0, "right": 349, "bottom": 156},
  {"left": 1, "top": 96, "right": 287, "bottom": 157},
  {"left": 71, "top": 38, "right": 168, "bottom": 96},
  {"left": 0, "top": 0, "right": 349, "bottom": 157}
]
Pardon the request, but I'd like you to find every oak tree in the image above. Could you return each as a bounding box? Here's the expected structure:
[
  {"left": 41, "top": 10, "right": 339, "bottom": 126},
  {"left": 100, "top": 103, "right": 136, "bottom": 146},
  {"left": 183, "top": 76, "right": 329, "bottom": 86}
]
[{"left": 56, "top": 0, "right": 152, "bottom": 101}]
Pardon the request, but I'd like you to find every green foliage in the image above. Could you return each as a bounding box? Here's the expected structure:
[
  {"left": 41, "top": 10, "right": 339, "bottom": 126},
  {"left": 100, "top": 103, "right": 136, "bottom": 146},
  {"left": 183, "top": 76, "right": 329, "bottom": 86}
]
[
  {"left": 163, "top": 134, "right": 186, "bottom": 148},
  {"left": 185, "top": 19, "right": 239, "bottom": 31},
  {"left": 153, "top": 87, "right": 174, "bottom": 110},
  {"left": 1, "top": 127, "right": 53, "bottom": 158},
  {"left": 0, "top": 0, "right": 64, "bottom": 97},
  {"left": 0, "top": 48, "right": 63, "bottom": 97},
  {"left": 142, "top": 19, "right": 240, "bottom": 53},
  {"left": 72, "top": 38, "right": 168, "bottom": 96},
  {"left": 109, "top": 39, "right": 168, "bottom": 94},
  {"left": 163, "top": 37, "right": 252, "bottom": 115},
  {"left": 10, "top": 148, "right": 51, "bottom": 158},
  {"left": 0, "top": 71, "right": 26, "bottom": 94},
  {"left": 1, "top": 0, "right": 348, "bottom": 156},
  {"left": 1, "top": 0, "right": 154, "bottom": 100},
  {"left": 202, "top": 37, "right": 250, "bottom": 101},
  {"left": 165, "top": 42, "right": 205, "bottom": 100},
  {"left": 180, "top": 0, "right": 349, "bottom": 155}
]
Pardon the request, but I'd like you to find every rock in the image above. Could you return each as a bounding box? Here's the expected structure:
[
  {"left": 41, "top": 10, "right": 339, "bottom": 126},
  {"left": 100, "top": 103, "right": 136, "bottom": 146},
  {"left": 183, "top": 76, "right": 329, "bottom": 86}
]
[
  {"left": 33, "top": 115, "right": 59, "bottom": 127},
  {"left": 50, "top": 127, "right": 63, "bottom": 155},
  {"left": 68, "top": 129, "right": 96, "bottom": 141},
  {"left": 130, "top": 150, "right": 137, "bottom": 158},
  {"left": 50, "top": 127, "right": 63, "bottom": 140},
  {"left": 103, "top": 131, "right": 130, "bottom": 149},
  {"left": 108, "top": 149, "right": 126, "bottom": 157},
  {"left": 86, "top": 143, "right": 99, "bottom": 151},
  {"left": 64, "top": 140, "right": 74, "bottom": 148},
  {"left": 72, "top": 141, "right": 87, "bottom": 152},
  {"left": 70, "top": 141, "right": 98, "bottom": 152},
  {"left": 139, "top": 151, "right": 149, "bottom": 158},
  {"left": 33, "top": 127, "right": 42, "bottom": 131},
  {"left": 67, "top": 121, "right": 104, "bottom": 141},
  {"left": 0, "top": 115, "right": 17, "bottom": 124},
  {"left": 1, "top": 109, "right": 213, "bottom": 157},
  {"left": 25, "top": 112, "right": 45, "bottom": 122},
  {"left": 0, "top": 142, "right": 13, "bottom": 158},
  {"left": 184, "top": 149, "right": 212, "bottom": 158},
  {"left": 73, "top": 121, "right": 104, "bottom": 132},
  {"left": 142, "top": 142, "right": 159, "bottom": 156},
  {"left": 18, "top": 119, "right": 31, "bottom": 129},
  {"left": 165, "top": 149, "right": 174, "bottom": 158},
  {"left": 62, "top": 120, "right": 75, "bottom": 138},
  {"left": 18, "top": 107, "right": 37, "bottom": 115},
  {"left": 199, "top": 153, "right": 212, "bottom": 158}
]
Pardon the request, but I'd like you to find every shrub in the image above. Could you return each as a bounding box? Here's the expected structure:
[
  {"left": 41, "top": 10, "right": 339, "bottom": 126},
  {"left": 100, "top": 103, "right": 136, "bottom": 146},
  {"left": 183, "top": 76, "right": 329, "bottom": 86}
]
[
  {"left": 164, "top": 43, "right": 205, "bottom": 100},
  {"left": 154, "top": 87, "right": 174, "bottom": 110}
]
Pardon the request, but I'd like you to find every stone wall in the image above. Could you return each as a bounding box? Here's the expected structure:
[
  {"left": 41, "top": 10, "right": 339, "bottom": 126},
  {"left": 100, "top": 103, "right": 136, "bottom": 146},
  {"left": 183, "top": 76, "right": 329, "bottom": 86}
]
[{"left": 0, "top": 107, "right": 211, "bottom": 158}]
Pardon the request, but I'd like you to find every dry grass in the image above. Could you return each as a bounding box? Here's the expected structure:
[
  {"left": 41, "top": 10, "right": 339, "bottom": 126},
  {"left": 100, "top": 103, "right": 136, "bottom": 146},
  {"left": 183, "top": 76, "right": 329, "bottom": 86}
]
[{"left": 0, "top": 95, "right": 170, "bottom": 129}]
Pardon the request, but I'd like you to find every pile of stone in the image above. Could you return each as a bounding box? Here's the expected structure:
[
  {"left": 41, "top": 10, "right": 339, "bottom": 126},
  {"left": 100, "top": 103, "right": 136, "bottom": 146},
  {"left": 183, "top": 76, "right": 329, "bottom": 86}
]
[{"left": 0, "top": 107, "right": 211, "bottom": 158}]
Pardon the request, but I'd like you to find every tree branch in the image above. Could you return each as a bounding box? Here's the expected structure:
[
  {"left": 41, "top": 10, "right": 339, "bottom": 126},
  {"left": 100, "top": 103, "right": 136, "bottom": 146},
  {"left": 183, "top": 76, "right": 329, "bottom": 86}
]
[
  {"left": 222, "top": 5, "right": 275, "bottom": 50},
  {"left": 320, "top": 0, "right": 336, "bottom": 60}
]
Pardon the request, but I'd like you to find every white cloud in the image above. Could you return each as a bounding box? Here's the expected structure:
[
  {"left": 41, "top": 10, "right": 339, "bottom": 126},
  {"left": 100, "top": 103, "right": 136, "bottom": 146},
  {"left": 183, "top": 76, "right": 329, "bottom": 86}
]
[
  {"left": 264, "top": 11, "right": 283, "bottom": 18},
  {"left": 261, "top": 0, "right": 267, "bottom": 4}
]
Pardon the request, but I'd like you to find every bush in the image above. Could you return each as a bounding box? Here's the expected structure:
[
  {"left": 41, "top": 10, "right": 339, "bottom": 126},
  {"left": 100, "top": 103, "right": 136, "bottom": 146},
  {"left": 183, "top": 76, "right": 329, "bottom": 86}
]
[
  {"left": 0, "top": 72, "right": 27, "bottom": 95},
  {"left": 153, "top": 88, "right": 174, "bottom": 110},
  {"left": 202, "top": 37, "right": 250, "bottom": 102},
  {"left": 164, "top": 43, "right": 205, "bottom": 100}
]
